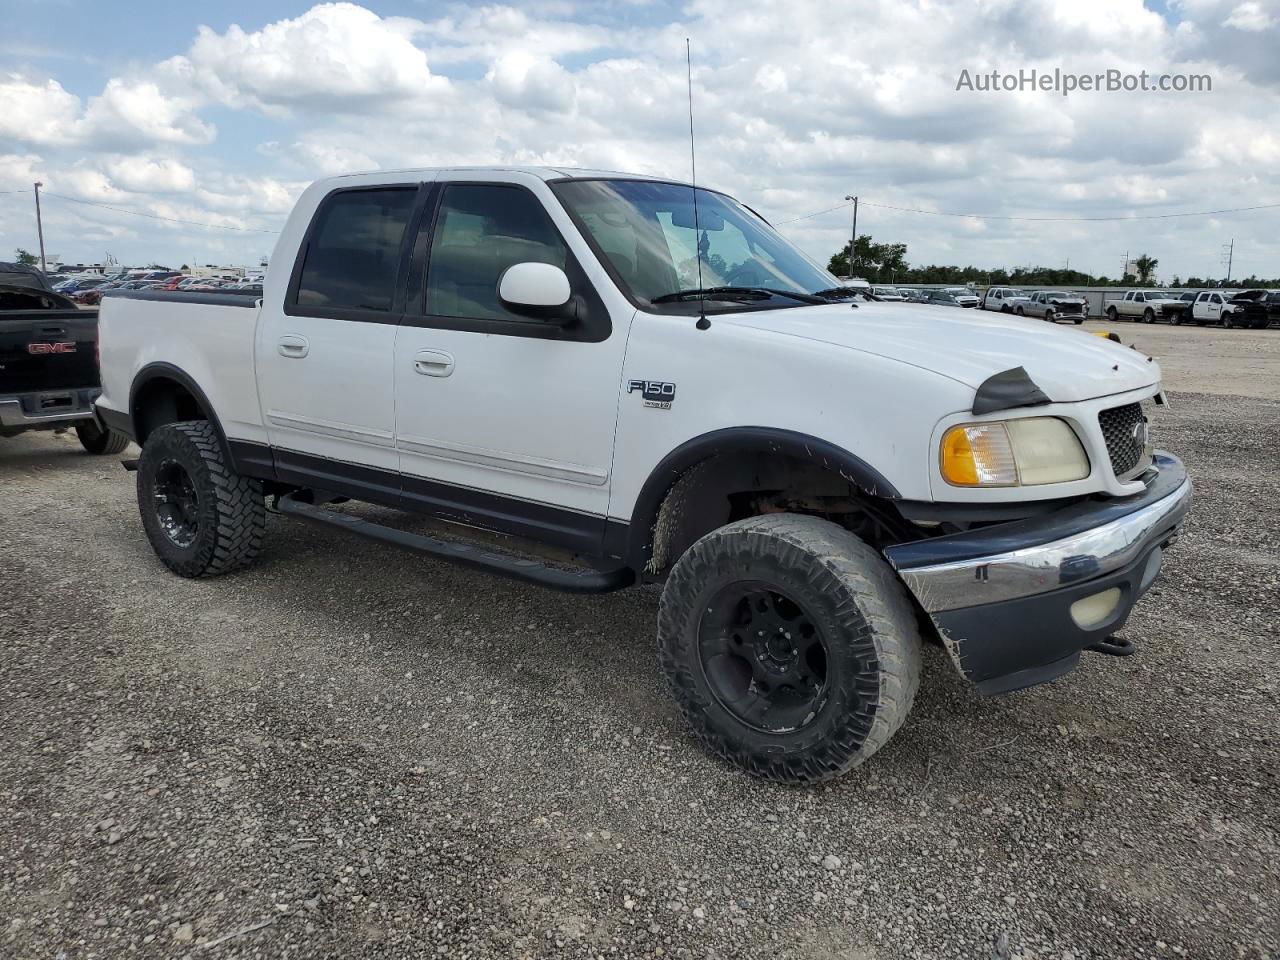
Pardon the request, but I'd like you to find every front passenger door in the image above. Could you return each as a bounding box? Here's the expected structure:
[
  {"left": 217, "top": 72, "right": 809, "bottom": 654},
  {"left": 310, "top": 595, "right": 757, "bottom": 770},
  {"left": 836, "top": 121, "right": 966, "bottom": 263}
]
[{"left": 392, "top": 177, "right": 630, "bottom": 553}]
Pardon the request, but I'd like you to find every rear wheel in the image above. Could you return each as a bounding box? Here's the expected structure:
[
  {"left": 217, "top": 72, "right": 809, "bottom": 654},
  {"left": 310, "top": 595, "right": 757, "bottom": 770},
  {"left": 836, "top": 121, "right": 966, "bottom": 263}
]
[
  {"left": 75, "top": 420, "right": 129, "bottom": 455},
  {"left": 657, "top": 514, "right": 922, "bottom": 784},
  {"left": 136, "top": 421, "right": 265, "bottom": 577},
  {"left": 1107, "top": 306, "right": 1119, "bottom": 322}
]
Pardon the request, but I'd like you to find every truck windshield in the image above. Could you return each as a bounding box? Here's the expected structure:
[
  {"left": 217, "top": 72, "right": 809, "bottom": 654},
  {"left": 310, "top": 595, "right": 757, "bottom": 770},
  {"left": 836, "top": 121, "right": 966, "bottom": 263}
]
[{"left": 551, "top": 179, "right": 839, "bottom": 310}]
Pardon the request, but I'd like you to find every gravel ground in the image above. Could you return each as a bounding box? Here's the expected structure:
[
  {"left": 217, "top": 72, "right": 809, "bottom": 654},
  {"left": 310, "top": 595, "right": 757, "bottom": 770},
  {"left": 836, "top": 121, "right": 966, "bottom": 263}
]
[{"left": 1, "top": 327, "right": 1277, "bottom": 960}]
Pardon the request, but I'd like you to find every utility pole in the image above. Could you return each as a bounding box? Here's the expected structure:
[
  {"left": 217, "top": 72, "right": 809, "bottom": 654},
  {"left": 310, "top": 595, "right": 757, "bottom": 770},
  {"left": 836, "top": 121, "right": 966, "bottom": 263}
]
[
  {"left": 1222, "top": 239, "right": 1234, "bottom": 282},
  {"left": 33, "top": 182, "right": 47, "bottom": 273},
  {"left": 844, "top": 195, "right": 858, "bottom": 280}
]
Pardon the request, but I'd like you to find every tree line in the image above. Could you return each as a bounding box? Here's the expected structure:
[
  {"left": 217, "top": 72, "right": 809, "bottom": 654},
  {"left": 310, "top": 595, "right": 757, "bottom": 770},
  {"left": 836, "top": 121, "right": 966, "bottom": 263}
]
[{"left": 826, "top": 237, "right": 1277, "bottom": 288}]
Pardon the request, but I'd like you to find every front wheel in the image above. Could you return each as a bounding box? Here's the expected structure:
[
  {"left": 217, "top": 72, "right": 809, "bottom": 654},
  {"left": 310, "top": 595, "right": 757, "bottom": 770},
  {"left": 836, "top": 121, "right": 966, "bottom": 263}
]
[
  {"left": 657, "top": 514, "right": 923, "bottom": 784},
  {"left": 1015, "top": 306, "right": 1025, "bottom": 316},
  {"left": 1073, "top": 317, "right": 1084, "bottom": 324},
  {"left": 136, "top": 420, "right": 266, "bottom": 578},
  {"left": 1144, "top": 308, "right": 1156, "bottom": 323},
  {"left": 1044, "top": 309, "right": 1055, "bottom": 322},
  {"left": 75, "top": 420, "right": 129, "bottom": 455}
]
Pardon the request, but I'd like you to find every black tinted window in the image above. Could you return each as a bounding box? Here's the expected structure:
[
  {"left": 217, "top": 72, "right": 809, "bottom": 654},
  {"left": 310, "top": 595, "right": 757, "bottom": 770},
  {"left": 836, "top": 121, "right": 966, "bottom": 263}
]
[
  {"left": 425, "top": 184, "right": 568, "bottom": 323},
  {"left": 296, "top": 188, "right": 416, "bottom": 312}
]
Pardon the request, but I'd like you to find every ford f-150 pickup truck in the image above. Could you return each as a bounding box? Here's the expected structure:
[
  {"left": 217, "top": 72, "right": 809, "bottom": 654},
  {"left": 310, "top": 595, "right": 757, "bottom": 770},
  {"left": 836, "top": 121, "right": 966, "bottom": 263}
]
[
  {"left": 94, "top": 167, "right": 1192, "bottom": 784},
  {"left": 1, "top": 262, "right": 128, "bottom": 454}
]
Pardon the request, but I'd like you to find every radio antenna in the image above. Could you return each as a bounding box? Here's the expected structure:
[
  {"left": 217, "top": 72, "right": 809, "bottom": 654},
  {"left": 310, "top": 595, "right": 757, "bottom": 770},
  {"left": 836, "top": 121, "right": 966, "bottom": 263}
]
[{"left": 686, "top": 38, "right": 710, "bottom": 331}]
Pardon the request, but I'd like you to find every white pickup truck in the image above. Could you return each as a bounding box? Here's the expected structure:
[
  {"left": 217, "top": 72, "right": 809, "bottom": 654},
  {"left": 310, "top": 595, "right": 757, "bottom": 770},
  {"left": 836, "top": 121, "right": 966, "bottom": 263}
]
[
  {"left": 94, "top": 166, "right": 1191, "bottom": 784},
  {"left": 1105, "top": 290, "right": 1191, "bottom": 324}
]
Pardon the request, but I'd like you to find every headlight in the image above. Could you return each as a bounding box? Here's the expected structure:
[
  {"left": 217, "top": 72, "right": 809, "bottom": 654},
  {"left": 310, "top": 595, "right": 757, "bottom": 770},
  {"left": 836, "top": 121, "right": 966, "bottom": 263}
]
[{"left": 940, "top": 417, "right": 1090, "bottom": 487}]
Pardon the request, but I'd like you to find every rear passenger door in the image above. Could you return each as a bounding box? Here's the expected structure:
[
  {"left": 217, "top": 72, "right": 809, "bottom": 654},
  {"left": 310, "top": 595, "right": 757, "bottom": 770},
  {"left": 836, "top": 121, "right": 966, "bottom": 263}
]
[
  {"left": 391, "top": 175, "right": 629, "bottom": 553},
  {"left": 257, "top": 183, "right": 427, "bottom": 483}
]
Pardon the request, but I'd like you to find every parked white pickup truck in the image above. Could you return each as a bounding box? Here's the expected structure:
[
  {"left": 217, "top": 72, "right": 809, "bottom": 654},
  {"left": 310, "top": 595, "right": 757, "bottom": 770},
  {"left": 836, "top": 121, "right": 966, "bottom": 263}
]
[
  {"left": 979, "top": 286, "right": 1032, "bottom": 313},
  {"left": 1105, "top": 290, "right": 1191, "bottom": 324},
  {"left": 94, "top": 167, "right": 1191, "bottom": 784},
  {"left": 1188, "top": 290, "right": 1244, "bottom": 327}
]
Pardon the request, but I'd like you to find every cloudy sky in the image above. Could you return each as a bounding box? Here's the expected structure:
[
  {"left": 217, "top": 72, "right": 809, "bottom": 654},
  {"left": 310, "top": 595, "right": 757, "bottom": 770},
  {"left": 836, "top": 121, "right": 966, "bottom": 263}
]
[{"left": 1, "top": 0, "right": 1276, "bottom": 280}]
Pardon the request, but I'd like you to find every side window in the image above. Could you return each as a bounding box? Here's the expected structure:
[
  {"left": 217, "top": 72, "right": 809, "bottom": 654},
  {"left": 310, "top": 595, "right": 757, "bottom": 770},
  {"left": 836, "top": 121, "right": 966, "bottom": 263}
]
[
  {"left": 295, "top": 188, "right": 417, "bottom": 312},
  {"left": 425, "top": 184, "right": 568, "bottom": 323},
  {"left": 1211, "top": 294, "right": 1222, "bottom": 304},
  {"left": 1197, "top": 293, "right": 1208, "bottom": 303}
]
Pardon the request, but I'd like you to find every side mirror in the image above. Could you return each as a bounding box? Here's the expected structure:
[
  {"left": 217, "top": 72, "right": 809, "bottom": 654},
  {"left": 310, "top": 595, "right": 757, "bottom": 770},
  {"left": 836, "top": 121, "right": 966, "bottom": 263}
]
[{"left": 498, "top": 262, "right": 574, "bottom": 322}]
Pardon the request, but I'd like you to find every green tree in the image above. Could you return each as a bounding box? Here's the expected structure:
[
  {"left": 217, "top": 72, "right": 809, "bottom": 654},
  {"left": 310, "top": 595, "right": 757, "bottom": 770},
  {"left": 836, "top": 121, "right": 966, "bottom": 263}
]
[
  {"left": 14, "top": 248, "right": 38, "bottom": 266},
  {"left": 1133, "top": 255, "right": 1158, "bottom": 284}
]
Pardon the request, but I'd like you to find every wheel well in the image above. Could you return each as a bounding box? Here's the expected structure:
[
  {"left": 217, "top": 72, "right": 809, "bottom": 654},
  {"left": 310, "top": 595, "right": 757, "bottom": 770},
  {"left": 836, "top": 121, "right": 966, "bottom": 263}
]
[
  {"left": 131, "top": 377, "right": 210, "bottom": 446},
  {"left": 642, "top": 452, "right": 913, "bottom": 576}
]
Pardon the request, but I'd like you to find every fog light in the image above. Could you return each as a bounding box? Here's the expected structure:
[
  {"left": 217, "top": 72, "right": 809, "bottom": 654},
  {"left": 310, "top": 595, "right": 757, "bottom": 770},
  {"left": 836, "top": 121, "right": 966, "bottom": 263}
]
[{"left": 1070, "top": 587, "right": 1122, "bottom": 629}]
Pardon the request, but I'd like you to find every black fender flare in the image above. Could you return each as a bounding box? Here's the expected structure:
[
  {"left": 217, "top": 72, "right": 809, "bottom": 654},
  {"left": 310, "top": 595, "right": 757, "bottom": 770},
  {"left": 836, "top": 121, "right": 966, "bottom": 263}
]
[
  {"left": 618, "top": 427, "right": 900, "bottom": 571},
  {"left": 127, "top": 362, "right": 269, "bottom": 477}
]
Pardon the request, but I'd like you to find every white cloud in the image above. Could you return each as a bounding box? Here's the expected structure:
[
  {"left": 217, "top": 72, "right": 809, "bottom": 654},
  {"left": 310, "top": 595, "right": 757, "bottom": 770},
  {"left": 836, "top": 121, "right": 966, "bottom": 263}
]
[
  {"left": 1223, "top": 1, "right": 1275, "bottom": 30},
  {"left": 486, "top": 53, "right": 575, "bottom": 112},
  {"left": 103, "top": 156, "right": 197, "bottom": 193},
  {"left": 0, "top": 75, "right": 83, "bottom": 146},
  {"left": 181, "top": 2, "right": 448, "bottom": 112}
]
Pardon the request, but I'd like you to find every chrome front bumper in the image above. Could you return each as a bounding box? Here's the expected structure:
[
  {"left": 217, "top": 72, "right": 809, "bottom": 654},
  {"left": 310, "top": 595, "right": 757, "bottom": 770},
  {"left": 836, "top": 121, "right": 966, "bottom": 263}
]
[{"left": 889, "top": 454, "right": 1191, "bottom": 613}]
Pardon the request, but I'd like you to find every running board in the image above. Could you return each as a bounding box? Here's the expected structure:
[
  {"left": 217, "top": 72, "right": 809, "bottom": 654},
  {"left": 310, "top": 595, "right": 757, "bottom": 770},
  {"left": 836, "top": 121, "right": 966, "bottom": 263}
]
[{"left": 274, "top": 492, "right": 634, "bottom": 594}]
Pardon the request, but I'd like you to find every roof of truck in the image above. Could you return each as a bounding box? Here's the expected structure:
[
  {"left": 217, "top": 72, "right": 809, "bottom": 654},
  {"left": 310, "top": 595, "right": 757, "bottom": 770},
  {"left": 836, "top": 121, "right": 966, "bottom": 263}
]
[{"left": 327, "top": 165, "right": 696, "bottom": 187}]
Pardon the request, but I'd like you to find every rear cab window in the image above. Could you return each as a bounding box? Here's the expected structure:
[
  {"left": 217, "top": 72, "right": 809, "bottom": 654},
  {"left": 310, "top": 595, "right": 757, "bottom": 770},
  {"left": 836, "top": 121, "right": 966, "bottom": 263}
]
[{"left": 290, "top": 186, "right": 419, "bottom": 318}]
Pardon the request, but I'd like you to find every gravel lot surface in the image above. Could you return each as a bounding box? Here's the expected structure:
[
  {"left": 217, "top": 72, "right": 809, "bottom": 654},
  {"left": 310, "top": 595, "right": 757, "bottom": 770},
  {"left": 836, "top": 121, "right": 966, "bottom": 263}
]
[{"left": 2, "top": 324, "right": 1277, "bottom": 959}]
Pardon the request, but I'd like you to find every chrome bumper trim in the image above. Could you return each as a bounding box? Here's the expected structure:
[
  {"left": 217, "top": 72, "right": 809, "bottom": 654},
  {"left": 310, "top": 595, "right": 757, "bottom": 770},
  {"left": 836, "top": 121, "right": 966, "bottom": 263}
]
[
  {"left": 0, "top": 397, "right": 96, "bottom": 427},
  {"left": 898, "top": 477, "right": 1192, "bottom": 613}
]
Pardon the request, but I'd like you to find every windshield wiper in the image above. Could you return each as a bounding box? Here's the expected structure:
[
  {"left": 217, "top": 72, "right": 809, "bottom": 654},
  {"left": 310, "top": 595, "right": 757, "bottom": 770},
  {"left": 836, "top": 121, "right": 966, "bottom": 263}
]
[
  {"left": 650, "top": 286, "right": 826, "bottom": 305},
  {"left": 810, "top": 286, "right": 867, "bottom": 301}
]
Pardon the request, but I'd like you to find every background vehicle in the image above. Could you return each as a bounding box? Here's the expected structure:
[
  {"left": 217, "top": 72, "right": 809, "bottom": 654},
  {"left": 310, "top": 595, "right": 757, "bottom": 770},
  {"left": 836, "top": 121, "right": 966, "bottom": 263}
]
[
  {"left": 896, "top": 287, "right": 924, "bottom": 302},
  {"left": 96, "top": 167, "right": 1190, "bottom": 785},
  {"left": 1223, "top": 289, "right": 1278, "bottom": 329},
  {"left": 870, "top": 285, "right": 905, "bottom": 301},
  {"left": 980, "top": 286, "right": 1032, "bottom": 313},
  {"left": 940, "top": 286, "right": 979, "bottom": 307},
  {"left": 1025, "top": 290, "right": 1086, "bottom": 324},
  {"left": 1106, "top": 290, "right": 1191, "bottom": 324},
  {"left": 0, "top": 262, "right": 127, "bottom": 453},
  {"left": 53, "top": 276, "right": 108, "bottom": 296},
  {"left": 924, "top": 290, "right": 965, "bottom": 307}
]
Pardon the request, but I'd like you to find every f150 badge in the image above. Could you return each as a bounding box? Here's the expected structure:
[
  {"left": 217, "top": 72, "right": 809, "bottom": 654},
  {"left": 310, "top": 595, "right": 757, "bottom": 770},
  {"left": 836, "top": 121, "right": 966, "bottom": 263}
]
[{"left": 628, "top": 379, "right": 676, "bottom": 410}]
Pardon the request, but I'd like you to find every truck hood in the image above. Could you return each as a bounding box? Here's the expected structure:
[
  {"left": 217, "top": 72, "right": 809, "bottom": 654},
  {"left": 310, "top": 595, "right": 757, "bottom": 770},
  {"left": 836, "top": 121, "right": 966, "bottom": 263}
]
[{"left": 725, "top": 302, "right": 1159, "bottom": 402}]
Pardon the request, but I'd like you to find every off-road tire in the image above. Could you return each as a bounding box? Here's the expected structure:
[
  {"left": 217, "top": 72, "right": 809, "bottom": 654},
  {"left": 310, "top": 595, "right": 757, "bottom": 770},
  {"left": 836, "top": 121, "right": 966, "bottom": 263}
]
[
  {"left": 75, "top": 420, "right": 129, "bottom": 455},
  {"left": 657, "top": 513, "right": 923, "bottom": 784},
  {"left": 137, "top": 420, "right": 265, "bottom": 578}
]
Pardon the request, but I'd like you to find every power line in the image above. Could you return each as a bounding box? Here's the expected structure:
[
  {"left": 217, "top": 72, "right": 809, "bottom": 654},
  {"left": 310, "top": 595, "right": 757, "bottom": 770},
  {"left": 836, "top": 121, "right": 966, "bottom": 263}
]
[
  {"left": 775, "top": 198, "right": 1280, "bottom": 226},
  {"left": 40, "top": 191, "right": 281, "bottom": 234}
]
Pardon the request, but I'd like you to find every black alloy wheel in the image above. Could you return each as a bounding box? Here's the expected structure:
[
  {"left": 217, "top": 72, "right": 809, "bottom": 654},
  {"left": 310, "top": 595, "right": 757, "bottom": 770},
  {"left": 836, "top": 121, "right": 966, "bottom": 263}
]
[
  {"left": 697, "top": 582, "right": 830, "bottom": 734},
  {"left": 152, "top": 458, "right": 202, "bottom": 547}
]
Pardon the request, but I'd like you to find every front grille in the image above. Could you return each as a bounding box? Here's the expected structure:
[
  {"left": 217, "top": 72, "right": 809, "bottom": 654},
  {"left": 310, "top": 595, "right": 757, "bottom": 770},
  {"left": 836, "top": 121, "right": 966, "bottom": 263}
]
[{"left": 1098, "top": 403, "right": 1149, "bottom": 478}]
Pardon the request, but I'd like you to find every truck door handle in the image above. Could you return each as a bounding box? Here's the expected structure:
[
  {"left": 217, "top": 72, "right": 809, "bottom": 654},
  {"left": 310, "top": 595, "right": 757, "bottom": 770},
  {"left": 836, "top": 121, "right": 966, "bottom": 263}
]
[
  {"left": 414, "top": 350, "right": 454, "bottom": 377},
  {"left": 277, "top": 335, "right": 309, "bottom": 358}
]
